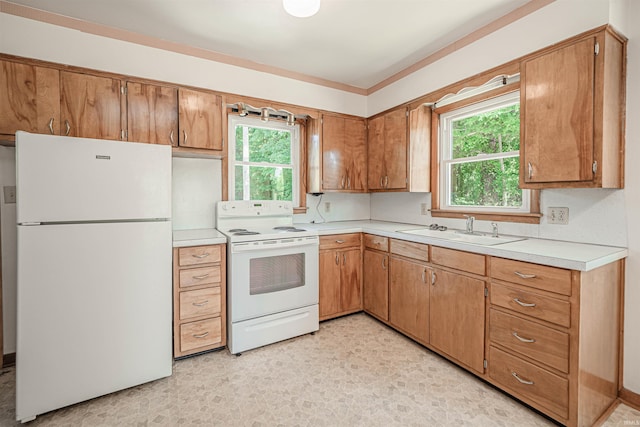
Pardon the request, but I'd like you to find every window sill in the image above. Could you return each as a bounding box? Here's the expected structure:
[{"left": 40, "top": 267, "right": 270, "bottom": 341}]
[{"left": 430, "top": 209, "right": 541, "bottom": 224}]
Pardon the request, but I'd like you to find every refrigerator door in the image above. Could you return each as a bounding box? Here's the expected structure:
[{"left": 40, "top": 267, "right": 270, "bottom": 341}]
[
  {"left": 16, "top": 221, "right": 172, "bottom": 422},
  {"left": 16, "top": 131, "right": 171, "bottom": 223}
]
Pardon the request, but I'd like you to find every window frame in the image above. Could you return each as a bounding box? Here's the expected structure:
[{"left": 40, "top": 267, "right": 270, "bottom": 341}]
[
  {"left": 439, "top": 91, "right": 529, "bottom": 214},
  {"left": 228, "top": 115, "right": 301, "bottom": 206}
]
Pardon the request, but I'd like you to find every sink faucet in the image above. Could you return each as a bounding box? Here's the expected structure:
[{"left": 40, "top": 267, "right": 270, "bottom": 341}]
[
  {"left": 463, "top": 215, "right": 475, "bottom": 234},
  {"left": 491, "top": 222, "right": 499, "bottom": 238}
]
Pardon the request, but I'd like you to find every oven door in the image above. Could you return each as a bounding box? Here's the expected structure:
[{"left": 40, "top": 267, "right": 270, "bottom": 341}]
[{"left": 229, "top": 236, "right": 319, "bottom": 322}]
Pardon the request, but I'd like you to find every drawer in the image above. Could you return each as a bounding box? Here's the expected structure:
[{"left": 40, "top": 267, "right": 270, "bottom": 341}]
[
  {"left": 319, "top": 233, "right": 361, "bottom": 250},
  {"left": 180, "top": 317, "right": 222, "bottom": 353},
  {"left": 178, "top": 245, "right": 222, "bottom": 267},
  {"left": 179, "top": 265, "right": 222, "bottom": 288},
  {"left": 179, "top": 287, "right": 221, "bottom": 320},
  {"left": 490, "top": 309, "right": 569, "bottom": 373},
  {"left": 390, "top": 239, "right": 428, "bottom": 262},
  {"left": 489, "top": 346, "right": 568, "bottom": 419},
  {"left": 491, "top": 257, "right": 571, "bottom": 296},
  {"left": 491, "top": 282, "right": 570, "bottom": 327},
  {"left": 364, "top": 234, "right": 388, "bottom": 252},
  {"left": 431, "top": 246, "right": 485, "bottom": 276}
]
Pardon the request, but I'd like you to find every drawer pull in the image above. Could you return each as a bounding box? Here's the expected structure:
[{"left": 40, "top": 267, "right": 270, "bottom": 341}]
[
  {"left": 513, "top": 298, "right": 536, "bottom": 308},
  {"left": 512, "top": 332, "right": 536, "bottom": 343},
  {"left": 512, "top": 372, "right": 534, "bottom": 385},
  {"left": 192, "top": 253, "right": 210, "bottom": 259},
  {"left": 192, "top": 331, "right": 209, "bottom": 339},
  {"left": 514, "top": 271, "right": 536, "bottom": 279},
  {"left": 335, "top": 240, "right": 345, "bottom": 244},
  {"left": 192, "top": 300, "right": 209, "bottom": 307},
  {"left": 48, "top": 118, "right": 55, "bottom": 134},
  {"left": 192, "top": 273, "right": 210, "bottom": 280}
]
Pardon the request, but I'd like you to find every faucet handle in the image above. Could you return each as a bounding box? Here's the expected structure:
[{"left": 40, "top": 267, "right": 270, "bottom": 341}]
[{"left": 491, "top": 222, "right": 499, "bottom": 238}]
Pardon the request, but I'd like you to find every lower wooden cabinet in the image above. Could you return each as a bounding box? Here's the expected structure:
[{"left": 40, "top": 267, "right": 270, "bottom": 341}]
[
  {"left": 389, "top": 256, "right": 430, "bottom": 344},
  {"left": 173, "top": 244, "right": 226, "bottom": 358},
  {"left": 319, "top": 234, "right": 362, "bottom": 320},
  {"left": 363, "top": 248, "right": 389, "bottom": 321}
]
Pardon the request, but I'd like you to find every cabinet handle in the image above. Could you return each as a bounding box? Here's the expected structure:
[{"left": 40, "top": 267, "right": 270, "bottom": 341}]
[
  {"left": 347, "top": 177, "right": 351, "bottom": 189},
  {"left": 183, "top": 130, "right": 188, "bottom": 144},
  {"left": 385, "top": 175, "right": 389, "bottom": 188},
  {"left": 335, "top": 239, "right": 345, "bottom": 244},
  {"left": 512, "top": 372, "right": 534, "bottom": 385},
  {"left": 193, "top": 331, "right": 209, "bottom": 339},
  {"left": 341, "top": 176, "right": 345, "bottom": 189},
  {"left": 382, "top": 257, "right": 387, "bottom": 270},
  {"left": 343, "top": 253, "right": 346, "bottom": 265},
  {"left": 192, "top": 273, "right": 210, "bottom": 280},
  {"left": 514, "top": 271, "right": 536, "bottom": 279},
  {"left": 528, "top": 162, "right": 533, "bottom": 179},
  {"left": 513, "top": 298, "right": 536, "bottom": 307},
  {"left": 431, "top": 271, "right": 436, "bottom": 285},
  {"left": 64, "top": 120, "right": 71, "bottom": 136},
  {"left": 170, "top": 129, "right": 175, "bottom": 144},
  {"left": 380, "top": 176, "right": 384, "bottom": 188},
  {"left": 421, "top": 269, "right": 426, "bottom": 284},
  {"left": 512, "top": 332, "right": 536, "bottom": 343},
  {"left": 335, "top": 253, "right": 339, "bottom": 265},
  {"left": 192, "top": 253, "right": 210, "bottom": 259},
  {"left": 48, "top": 118, "right": 54, "bottom": 134},
  {"left": 192, "top": 300, "right": 209, "bottom": 307}
]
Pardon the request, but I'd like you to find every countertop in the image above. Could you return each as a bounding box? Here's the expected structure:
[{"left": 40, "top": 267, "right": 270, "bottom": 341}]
[
  {"left": 172, "top": 228, "right": 227, "bottom": 247},
  {"left": 299, "top": 220, "right": 627, "bottom": 272}
]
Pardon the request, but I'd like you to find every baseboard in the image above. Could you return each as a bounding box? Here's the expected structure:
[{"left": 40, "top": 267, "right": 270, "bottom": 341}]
[
  {"left": 2, "top": 352, "right": 15, "bottom": 368},
  {"left": 620, "top": 388, "right": 640, "bottom": 411}
]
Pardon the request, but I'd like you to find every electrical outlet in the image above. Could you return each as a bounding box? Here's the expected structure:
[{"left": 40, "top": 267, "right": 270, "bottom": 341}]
[
  {"left": 420, "top": 203, "right": 428, "bottom": 215},
  {"left": 3, "top": 186, "right": 16, "bottom": 204},
  {"left": 547, "top": 207, "right": 569, "bottom": 225},
  {"left": 324, "top": 202, "right": 331, "bottom": 213}
]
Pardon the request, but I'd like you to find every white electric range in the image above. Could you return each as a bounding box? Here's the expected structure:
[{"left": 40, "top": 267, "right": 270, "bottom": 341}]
[{"left": 216, "top": 200, "right": 319, "bottom": 354}]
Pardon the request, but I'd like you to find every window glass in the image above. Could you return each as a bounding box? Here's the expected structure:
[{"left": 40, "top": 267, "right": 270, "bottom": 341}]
[
  {"left": 229, "top": 116, "right": 299, "bottom": 205},
  {"left": 440, "top": 92, "right": 528, "bottom": 212}
]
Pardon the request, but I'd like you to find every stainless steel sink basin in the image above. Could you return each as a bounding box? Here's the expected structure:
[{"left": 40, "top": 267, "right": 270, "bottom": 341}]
[{"left": 398, "top": 228, "right": 527, "bottom": 246}]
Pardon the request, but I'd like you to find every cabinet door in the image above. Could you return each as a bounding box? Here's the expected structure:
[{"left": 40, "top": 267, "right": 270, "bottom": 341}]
[
  {"left": 340, "top": 248, "right": 362, "bottom": 312},
  {"left": 127, "top": 82, "right": 178, "bottom": 145},
  {"left": 178, "top": 88, "right": 223, "bottom": 150},
  {"left": 389, "top": 256, "right": 429, "bottom": 344},
  {"left": 430, "top": 268, "right": 485, "bottom": 373},
  {"left": 344, "top": 117, "right": 367, "bottom": 191},
  {"left": 367, "top": 115, "right": 385, "bottom": 190},
  {"left": 384, "top": 108, "right": 408, "bottom": 190},
  {"left": 0, "top": 61, "right": 60, "bottom": 137},
  {"left": 60, "top": 71, "right": 122, "bottom": 140},
  {"left": 363, "top": 249, "right": 388, "bottom": 321},
  {"left": 321, "top": 115, "right": 346, "bottom": 190},
  {"left": 522, "top": 37, "right": 595, "bottom": 184},
  {"left": 319, "top": 250, "right": 341, "bottom": 319}
]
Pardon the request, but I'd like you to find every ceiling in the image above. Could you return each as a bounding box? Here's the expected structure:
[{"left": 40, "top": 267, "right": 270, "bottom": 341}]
[{"left": 5, "top": 0, "right": 537, "bottom": 90}]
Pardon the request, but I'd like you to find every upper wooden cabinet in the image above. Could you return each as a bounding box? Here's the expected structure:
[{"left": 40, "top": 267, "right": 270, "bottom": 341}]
[
  {"left": 321, "top": 114, "right": 367, "bottom": 192},
  {"left": 60, "top": 71, "right": 123, "bottom": 140},
  {"left": 126, "top": 82, "right": 178, "bottom": 145},
  {"left": 0, "top": 60, "right": 60, "bottom": 138},
  {"left": 520, "top": 27, "right": 626, "bottom": 189},
  {"left": 368, "top": 108, "right": 407, "bottom": 191},
  {"left": 178, "top": 88, "right": 223, "bottom": 151}
]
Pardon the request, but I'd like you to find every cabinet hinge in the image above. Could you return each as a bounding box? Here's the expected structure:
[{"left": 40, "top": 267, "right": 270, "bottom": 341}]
[
  {"left": 484, "top": 359, "right": 487, "bottom": 369},
  {"left": 120, "top": 86, "right": 127, "bottom": 95},
  {"left": 121, "top": 129, "right": 128, "bottom": 140},
  {"left": 484, "top": 288, "right": 488, "bottom": 297},
  {"left": 592, "top": 160, "right": 598, "bottom": 174},
  {"left": 595, "top": 41, "right": 600, "bottom": 56}
]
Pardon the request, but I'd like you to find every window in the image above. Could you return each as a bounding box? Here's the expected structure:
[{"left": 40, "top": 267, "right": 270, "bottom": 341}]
[
  {"left": 229, "top": 115, "right": 300, "bottom": 205},
  {"left": 439, "top": 91, "right": 529, "bottom": 213}
]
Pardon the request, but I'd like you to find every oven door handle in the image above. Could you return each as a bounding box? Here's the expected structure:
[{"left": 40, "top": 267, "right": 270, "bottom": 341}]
[{"left": 232, "top": 237, "right": 319, "bottom": 253}]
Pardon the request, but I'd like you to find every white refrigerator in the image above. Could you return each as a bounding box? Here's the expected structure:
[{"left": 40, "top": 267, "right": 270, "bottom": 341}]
[{"left": 15, "top": 131, "right": 173, "bottom": 423}]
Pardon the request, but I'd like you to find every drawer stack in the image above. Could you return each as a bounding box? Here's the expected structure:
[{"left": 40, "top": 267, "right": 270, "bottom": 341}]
[
  {"left": 488, "top": 257, "right": 572, "bottom": 421},
  {"left": 173, "top": 244, "right": 226, "bottom": 358}
]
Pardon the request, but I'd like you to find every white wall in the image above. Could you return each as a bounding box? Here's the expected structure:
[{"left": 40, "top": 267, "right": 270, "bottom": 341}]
[
  {"left": 0, "top": 147, "right": 16, "bottom": 354},
  {"left": 297, "top": 193, "right": 371, "bottom": 224},
  {"left": 172, "top": 158, "right": 222, "bottom": 230}
]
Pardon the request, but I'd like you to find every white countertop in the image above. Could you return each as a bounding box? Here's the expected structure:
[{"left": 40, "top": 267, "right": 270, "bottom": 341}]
[
  {"left": 172, "top": 228, "right": 227, "bottom": 247},
  {"left": 299, "top": 220, "right": 627, "bottom": 271}
]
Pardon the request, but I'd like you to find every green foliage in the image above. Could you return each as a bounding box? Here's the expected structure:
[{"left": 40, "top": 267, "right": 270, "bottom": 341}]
[
  {"left": 449, "top": 104, "right": 522, "bottom": 207},
  {"left": 234, "top": 125, "right": 293, "bottom": 201}
]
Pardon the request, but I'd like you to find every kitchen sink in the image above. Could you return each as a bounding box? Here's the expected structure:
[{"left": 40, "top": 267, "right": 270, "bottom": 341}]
[{"left": 398, "top": 228, "right": 527, "bottom": 246}]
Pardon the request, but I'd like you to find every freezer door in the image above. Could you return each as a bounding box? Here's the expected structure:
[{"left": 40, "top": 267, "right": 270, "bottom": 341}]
[
  {"left": 16, "top": 221, "right": 172, "bottom": 422},
  {"left": 16, "top": 131, "right": 171, "bottom": 223}
]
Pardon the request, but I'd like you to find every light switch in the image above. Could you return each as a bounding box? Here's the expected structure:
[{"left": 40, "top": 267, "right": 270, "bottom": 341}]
[{"left": 3, "top": 186, "right": 16, "bottom": 204}]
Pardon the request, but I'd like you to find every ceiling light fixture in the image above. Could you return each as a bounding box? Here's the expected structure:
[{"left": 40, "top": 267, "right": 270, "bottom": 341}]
[{"left": 283, "top": 0, "right": 321, "bottom": 18}]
